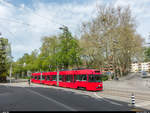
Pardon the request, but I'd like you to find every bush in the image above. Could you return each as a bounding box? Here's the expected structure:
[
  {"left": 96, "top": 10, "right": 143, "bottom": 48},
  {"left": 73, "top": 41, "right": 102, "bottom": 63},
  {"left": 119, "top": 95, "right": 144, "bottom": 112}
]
[
  {"left": 111, "top": 74, "right": 115, "bottom": 79},
  {"left": 0, "top": 76, "right": 7, "bottom": 82},
  {"left": 20, "top": 76, "right": 31, "bottom": 79},
  {"left": 102, "top": 75, "right": 108, "bottom": 81}
]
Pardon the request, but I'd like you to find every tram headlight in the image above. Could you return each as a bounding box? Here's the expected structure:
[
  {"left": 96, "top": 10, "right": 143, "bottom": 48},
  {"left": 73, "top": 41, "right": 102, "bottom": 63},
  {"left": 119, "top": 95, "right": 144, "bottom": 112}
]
[{"left": 96, "top": 85, "right": 102, "bottom": 88}]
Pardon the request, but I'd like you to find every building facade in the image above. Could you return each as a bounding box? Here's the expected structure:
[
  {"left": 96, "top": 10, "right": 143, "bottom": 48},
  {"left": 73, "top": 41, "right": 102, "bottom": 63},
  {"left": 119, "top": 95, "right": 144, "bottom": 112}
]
[{"left": 130, "top": 62, "right": 150, "bottom": 72}]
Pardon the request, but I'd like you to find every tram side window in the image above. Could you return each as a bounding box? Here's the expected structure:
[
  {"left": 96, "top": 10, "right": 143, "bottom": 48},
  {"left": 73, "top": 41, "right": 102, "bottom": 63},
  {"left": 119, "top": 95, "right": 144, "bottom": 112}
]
[
  {"left": 76, "top": 75, "right": 86, "bottom": 81},
  {"left": 66, "top": 75, "right": 73, "bottom": 82},
  {"left": 52, "top": 75, "right": 56, "bottom": 81},
  {"left": 89, "top": 75, "right": 96, "bottom": 82},
  {"left": 82, "top": 75, "right": 87, "bottom": 81},
  {"left": 59, "top": 75, "right": 62, "bottom": 81},
  {"left": 70, "top": 75, "right": 73, "bottom": 82},
  {"left": 46, "top": 76, "right": 50, "bottom": 81},
  {"left": 35, "top": 76, "right": 37, "bottom": 80},
  {"left": 72, "top": 75, "right": 75, "bottom": 82},
  {"left": 75, "top": 75, "right": 80, "bottom": 81},
  {"left": 66, "top": 75, "right": 71, "bottom": 82},
  {"left": 38, "top": 76, "right": 41, "bottom": 80},
  {"left": 42, "top": 75, "right": 45, "bottom": 80},
  {"left": 62, "top": 75, "right": 65, "bottom": 82}
]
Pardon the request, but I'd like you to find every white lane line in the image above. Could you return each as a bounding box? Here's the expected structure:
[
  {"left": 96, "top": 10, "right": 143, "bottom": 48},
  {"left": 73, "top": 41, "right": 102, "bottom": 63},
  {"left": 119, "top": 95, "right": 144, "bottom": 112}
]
[
  {"left": 94, "top": 92, "right": 123, "bottom": 106},
  {"left": 135, "top": 101, "right": 150, "bottom": 107},
  {"left": 26, "top": 88, "right": 76, "bottom": 111},
  {"left": 94, "top": 93, "right": 103, "bottom": 98}
]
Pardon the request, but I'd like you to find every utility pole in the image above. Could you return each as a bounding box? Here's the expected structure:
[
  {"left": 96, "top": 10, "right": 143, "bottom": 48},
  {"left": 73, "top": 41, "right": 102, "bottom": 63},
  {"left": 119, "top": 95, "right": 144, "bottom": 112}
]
[
  {"left": 39, "top": 68, "right": 42, "bottom": 84},
  {"left": 9, "top": 63, "right": 12, "bottom": 84},
  {"left": 56, "top": 58, "right": 59, "bottom": 86},
  {"left": 40, "top": 71, "right": 42, "bottom": 84},
  {"left": 57, "top": 69, "right": 59, "bottom": 86}
]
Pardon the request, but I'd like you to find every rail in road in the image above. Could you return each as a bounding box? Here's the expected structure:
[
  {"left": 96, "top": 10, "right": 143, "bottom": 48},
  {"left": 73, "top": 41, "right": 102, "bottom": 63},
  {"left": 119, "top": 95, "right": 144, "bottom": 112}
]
[
  {"left": 2, "top": 81, "right": 150, "bottom": 102},
  {"left": 4, "top": 82, "right": 150, "bottom": 101}
]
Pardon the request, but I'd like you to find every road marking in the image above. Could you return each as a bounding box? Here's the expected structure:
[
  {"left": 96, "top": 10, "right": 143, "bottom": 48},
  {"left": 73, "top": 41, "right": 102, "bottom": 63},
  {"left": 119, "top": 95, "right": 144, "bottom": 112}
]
[
  {"left": 26, "top": 88, "right": 76, "bottom": 111},
  {"left": 94, "top": 92, "right": 103, "bottom": 98},
  {"left": 94, "top": 92, "right": 123, "bottom": 106},
  {"left": 135, "top": 101, "right": 150, "bottom": 107}
]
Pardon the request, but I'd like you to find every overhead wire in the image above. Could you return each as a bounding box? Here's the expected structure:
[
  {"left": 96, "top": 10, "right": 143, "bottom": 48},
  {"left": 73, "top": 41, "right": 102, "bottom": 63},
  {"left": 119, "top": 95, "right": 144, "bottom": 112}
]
[
  {"left": 0, "top": 0, "right": 64, "bottom": 28},
  {"left": 0, "top": 23, "right": 16, "bottom": 39},
  {"left": 0, "top": 17, "right": 35, "bottom": 28}
]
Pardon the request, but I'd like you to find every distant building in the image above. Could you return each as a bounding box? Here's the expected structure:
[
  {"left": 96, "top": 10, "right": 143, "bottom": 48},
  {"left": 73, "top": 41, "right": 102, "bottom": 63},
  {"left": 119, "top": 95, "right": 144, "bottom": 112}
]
[
  {"left": 130, "top": 63, "right": 139, "bottom": 72},
  {"left": 130, "top": 62, "right": 150, "bottom": 72},
  {"left": 100, "top": 64, "right": 113, "bottom": 74}
]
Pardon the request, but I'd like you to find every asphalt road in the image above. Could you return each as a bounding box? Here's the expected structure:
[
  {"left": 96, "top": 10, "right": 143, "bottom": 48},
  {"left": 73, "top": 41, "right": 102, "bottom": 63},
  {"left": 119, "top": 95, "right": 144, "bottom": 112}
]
[{"left": 0, "top": 85, "right": 146, "bottom": 111}]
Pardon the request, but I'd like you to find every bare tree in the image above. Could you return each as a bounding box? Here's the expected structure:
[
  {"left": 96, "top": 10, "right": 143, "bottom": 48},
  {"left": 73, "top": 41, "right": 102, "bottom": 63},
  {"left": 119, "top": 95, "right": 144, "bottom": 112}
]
[{"left": 80, "top": 5, "right": 144, "bottom": 77}]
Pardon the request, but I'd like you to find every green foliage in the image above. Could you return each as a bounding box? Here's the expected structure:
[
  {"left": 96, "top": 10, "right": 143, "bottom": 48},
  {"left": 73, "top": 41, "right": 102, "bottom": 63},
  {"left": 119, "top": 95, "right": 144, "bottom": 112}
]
[
  {"left": 101, "top": 75, "right": 109, "bottom": 81},
  {"left": 13, "top": 26, "right": 82, "bottom": 76},
  {"left": 12, "top": 50, "right": 39, "bottom": 77},
  {"left": 20, "top": 76, "right": 31, "bottom": 79},
  {"left": 144, "top": 47, "right": 150, "bottom": 62},
  {"left": 12, "top": 5, "right": 144, "bottom": 79},
  {"left": 0, "top": 37, "right": 10, "bottom": 79},
  {"left": 58, "top": 26, "right": 82, "bottom": 69}
]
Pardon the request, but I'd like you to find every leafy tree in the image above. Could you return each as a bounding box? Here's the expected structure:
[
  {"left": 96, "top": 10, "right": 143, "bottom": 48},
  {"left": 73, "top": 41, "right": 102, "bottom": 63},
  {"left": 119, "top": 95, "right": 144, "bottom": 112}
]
[
  {"left": 58, "top": 26, "right": 82, "bottom": 69},
  {"left": 12, "top": 49, "right": 39, "bottom": 78},
  {"left": 40, "top": 36, "right": 59, "bottom": 71},
  {"left": 0, "top": 37, "right": 10, "bottom": 82},
  {"left": 144, "top": 47, "right": 150, "bottom": 62}
]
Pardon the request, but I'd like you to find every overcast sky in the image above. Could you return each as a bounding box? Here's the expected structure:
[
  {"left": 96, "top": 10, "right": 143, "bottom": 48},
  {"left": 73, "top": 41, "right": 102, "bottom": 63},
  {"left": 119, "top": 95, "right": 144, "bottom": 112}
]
[{"left": 0, "top": 0, "right": 150, "bottom": 61}]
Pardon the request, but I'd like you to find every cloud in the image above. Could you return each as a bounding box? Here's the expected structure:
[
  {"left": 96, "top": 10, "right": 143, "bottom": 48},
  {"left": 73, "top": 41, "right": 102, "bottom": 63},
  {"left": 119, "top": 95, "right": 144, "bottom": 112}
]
[
  {"left": 114, "top": 0, "right": 150, "bottom": 42},
  {"left": 0, "top": 0, "right": 102, "bottom": 61},
  {"left": 0, "top": 0, "right": 150, "bottom": 61}
]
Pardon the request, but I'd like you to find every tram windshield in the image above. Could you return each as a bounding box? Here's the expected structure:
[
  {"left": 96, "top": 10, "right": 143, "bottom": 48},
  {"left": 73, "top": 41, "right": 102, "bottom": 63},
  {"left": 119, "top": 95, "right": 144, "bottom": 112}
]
[{"left": 88, "top": 74, "right": 102, "bottom": 82}]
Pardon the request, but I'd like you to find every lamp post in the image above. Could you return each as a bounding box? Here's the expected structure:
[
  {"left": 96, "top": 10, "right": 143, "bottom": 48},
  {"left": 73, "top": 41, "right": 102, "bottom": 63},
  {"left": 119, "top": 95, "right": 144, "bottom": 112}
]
[
  {"left": 55, "top": 57, "right": 59, "bottom": 87},
  {"left": 55, "top": 25, "right": 68, "bottom": 86},
  {"left": 57, "top": 25, "right": 68, "bottom": 87}
]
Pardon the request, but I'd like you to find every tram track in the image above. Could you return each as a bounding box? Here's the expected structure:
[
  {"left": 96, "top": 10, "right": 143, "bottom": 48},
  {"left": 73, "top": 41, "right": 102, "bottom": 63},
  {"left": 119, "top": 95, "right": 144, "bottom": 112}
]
[{"left": 5, "top": 80, "right": 150, "bottom": 102}]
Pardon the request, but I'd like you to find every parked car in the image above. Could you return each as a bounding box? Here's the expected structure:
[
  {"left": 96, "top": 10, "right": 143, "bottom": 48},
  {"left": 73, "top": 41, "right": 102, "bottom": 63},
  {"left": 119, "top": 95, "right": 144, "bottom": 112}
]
[{"left": 141, "top": 71, "right": 147, "bottom": 78}]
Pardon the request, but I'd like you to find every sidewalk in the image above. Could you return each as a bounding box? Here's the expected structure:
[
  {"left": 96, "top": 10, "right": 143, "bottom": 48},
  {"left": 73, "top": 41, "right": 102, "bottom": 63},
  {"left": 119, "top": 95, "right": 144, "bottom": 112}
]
[{"left": 100, "top": 80, "right": 150, "bottom": 110}]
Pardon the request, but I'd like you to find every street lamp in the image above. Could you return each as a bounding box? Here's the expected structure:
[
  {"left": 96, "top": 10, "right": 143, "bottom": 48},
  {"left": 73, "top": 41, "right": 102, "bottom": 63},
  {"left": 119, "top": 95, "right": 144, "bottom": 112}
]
[
  {"left": 56, "top": 26, "right": 69, "bottom": 86},
  {"left": 59, "top": 25, "right": 68, "bottom": 32}
]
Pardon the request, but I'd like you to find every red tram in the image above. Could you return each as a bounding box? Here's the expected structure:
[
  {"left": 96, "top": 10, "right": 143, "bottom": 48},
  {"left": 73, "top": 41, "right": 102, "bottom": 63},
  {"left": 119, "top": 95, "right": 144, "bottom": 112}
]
[{"left": 31, "top": 69, "right": 103, "bottom": 91}]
